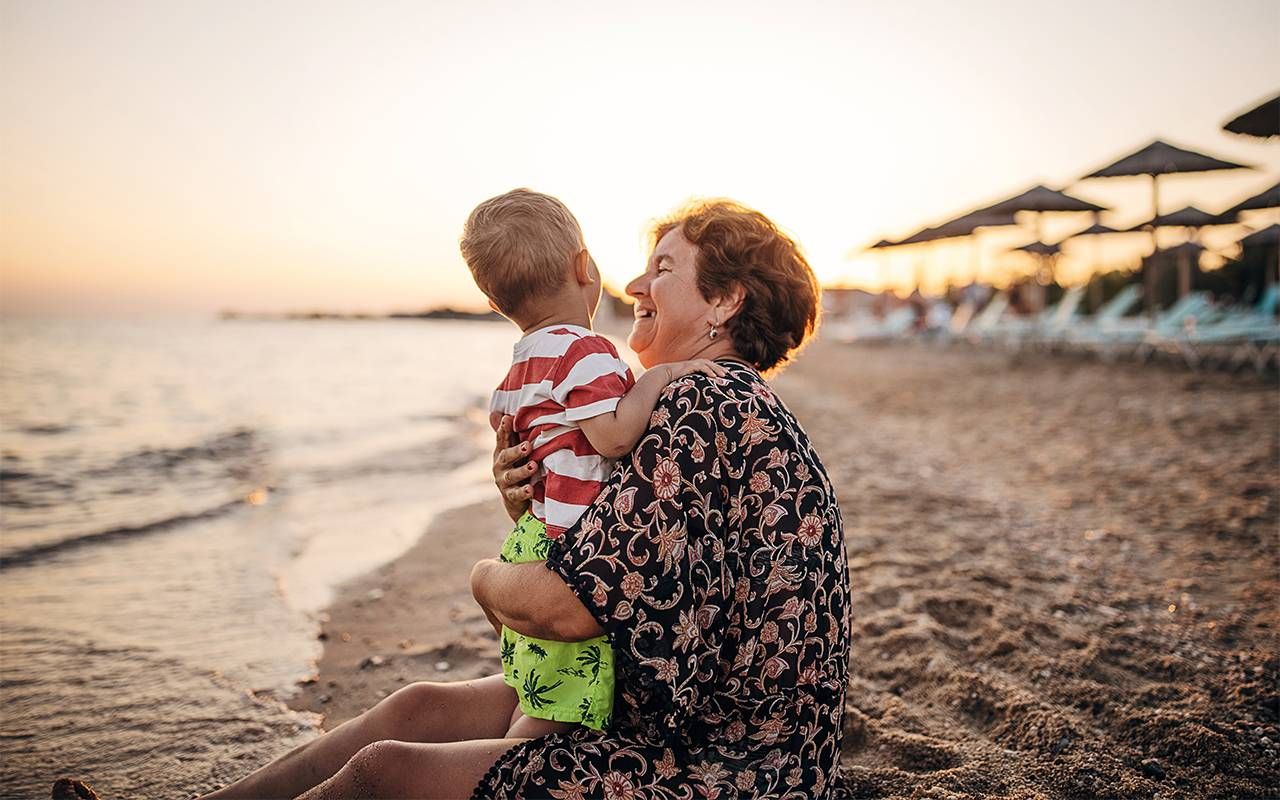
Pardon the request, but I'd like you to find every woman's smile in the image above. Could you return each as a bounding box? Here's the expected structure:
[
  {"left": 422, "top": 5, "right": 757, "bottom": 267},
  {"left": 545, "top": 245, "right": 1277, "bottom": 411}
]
[{"left": 625, "top": 228, "right": 712, "bottom": 367}]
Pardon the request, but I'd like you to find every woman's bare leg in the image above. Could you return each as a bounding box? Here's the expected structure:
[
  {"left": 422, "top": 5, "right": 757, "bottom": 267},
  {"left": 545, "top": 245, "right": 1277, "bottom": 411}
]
[
  {"left": 199, "top": 675, "right": 518, "bottom": 800},
  {"left": 295, "top": 738, "right": 527, "bottom": 800}
]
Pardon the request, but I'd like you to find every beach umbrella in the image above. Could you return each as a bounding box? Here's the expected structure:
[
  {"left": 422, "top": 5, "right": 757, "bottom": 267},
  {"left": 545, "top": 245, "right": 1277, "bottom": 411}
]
[
  {"left": 1010, "top": 241, "right": 1063, "bottom": 257},
  {"left": 1079, "top": 139, "right": 1252, "bottom": 311},
  {"left": 1125, "top": 205, "right": 1223, "bottom": 231},
  {"left": 1007, "top": 240, "right": 1065, "bottom": 292},
  {"left": 1159, "top": 241, "right": 1207, "bottom": 299},
  {"left": 971, "top": 184, "right": 1107, "bottom": 243},
  {"left": 1063, "top": 219, "right": 1148, "bottom": 308},
  {"left": 1218, "top": 179, "right": 1280, "bottom": 220},
  {"left": 1073, "top": 221, "right": 1121, "bottom": 237},
  {"left": 1124, "top": 207, "right": 1237, "bottom": 298},
  {"left": 1239, "top": 223, "right": 1280, "bottom": 247},
  {"left": 896, "top": 210, "right": 1019, "bottom": 245},
  {"left": 1223, "top": 92, "right": 1280, "bottom": 139},
  {"left": 870, "top": 210, "right": 1019, "bottom": 288},
  {"left": 1236, "top": 224, "right": 1280, "bottom": 286}
]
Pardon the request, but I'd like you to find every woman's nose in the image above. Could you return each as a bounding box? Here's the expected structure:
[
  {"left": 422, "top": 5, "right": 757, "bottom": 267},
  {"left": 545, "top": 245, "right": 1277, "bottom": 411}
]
[{"left": 625, "top": 273, "right": 647, "bottom": 299}]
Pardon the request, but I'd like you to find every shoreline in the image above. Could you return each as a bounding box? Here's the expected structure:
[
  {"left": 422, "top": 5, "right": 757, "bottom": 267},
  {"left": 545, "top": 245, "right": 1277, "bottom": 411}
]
[
  {"left": 289, "top": 336, "right": 1278, "bottom": 797},
  {"left": 286, "top": 499, "right": 509, "bottom": 725}
]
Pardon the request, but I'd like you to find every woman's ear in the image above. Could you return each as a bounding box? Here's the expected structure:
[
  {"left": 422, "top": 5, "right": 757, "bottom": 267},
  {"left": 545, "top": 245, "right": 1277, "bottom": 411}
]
[
  {"left": 713, "top": 282, "right": 746, "bottom": 325},
  {"left": 572, "top": 249, "right": 594, "bottom": 287}
]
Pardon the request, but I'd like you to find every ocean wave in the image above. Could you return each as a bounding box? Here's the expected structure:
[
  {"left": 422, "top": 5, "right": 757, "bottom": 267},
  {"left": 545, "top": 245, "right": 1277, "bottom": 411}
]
[
  {"left": 101, "top": 427, "right": 264, "bottom": 476},
  {"left": 16, "top": 423, "right": 76, "bottom": 435},
  {"left": 0, "top": 497, "right": 250, "bottom": 568}
]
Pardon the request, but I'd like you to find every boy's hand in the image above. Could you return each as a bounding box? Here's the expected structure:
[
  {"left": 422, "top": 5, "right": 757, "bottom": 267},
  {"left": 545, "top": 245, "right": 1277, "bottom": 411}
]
[
  {"left": 663, "top": 359, "right": 728, "bottom": 383},
  {"left": 493, "top": 415, "right": 536, "bottom": 523}
]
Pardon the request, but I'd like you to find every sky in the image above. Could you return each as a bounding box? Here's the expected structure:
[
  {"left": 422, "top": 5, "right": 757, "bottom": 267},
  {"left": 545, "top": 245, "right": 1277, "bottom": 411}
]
[{"left": 2, "top": 0, "right": 1278, "bottom": 316}]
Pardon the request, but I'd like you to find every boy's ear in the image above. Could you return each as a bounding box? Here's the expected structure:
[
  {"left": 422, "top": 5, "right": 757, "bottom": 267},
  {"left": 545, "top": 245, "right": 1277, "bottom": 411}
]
[
  {"left": 572, "top": 249, "right": 594, "bottom": 286},
  {"left": 487, "top": 298, "right": 502, "bottom": 314}
]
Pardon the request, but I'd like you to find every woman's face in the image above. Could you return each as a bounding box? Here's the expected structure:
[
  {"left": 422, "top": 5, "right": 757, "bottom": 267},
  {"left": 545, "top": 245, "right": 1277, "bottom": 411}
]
[{"left": 625, "top": 228, "right": 716, "bottom": 368}]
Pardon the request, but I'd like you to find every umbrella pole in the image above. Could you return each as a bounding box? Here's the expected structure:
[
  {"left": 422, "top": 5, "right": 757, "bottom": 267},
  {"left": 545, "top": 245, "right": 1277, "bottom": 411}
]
[
  {"left": 1146, "top": 176, "right": 1161, "bottom": 315},
  {"left": 1095, "top": 232, "right": 1105, "bottom": 311},
  {"left": 1150, "top": 175, "right": 1161, "bottom": 254}
]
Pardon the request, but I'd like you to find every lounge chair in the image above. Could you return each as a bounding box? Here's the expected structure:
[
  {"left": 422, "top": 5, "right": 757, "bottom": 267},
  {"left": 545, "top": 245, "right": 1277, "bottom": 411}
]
[
  {"left": 1075, "top": 291, "right": 1215, "bottom": 362},
  {"left": 1144, "top": 285, "right": 1280, "bottom": 371},
  {"left": 1044, "top": 284, "right": 1143, "bottom": 355}
]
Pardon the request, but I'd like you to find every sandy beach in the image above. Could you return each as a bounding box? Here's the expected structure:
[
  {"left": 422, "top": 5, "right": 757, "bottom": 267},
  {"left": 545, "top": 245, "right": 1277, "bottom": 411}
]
[{"left": 288, "top": 336, "right": 1279, "bottom": 798}]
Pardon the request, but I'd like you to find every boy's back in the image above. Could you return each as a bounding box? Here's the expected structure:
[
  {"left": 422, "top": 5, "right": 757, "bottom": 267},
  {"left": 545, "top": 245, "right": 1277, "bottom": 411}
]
[{"left": 490, "top": 324, "right": 634, "bottom": 538}]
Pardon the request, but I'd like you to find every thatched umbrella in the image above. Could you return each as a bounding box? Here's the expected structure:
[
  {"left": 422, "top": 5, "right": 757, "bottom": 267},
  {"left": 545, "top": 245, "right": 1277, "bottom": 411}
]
[
  {"left": 1223, "top": 92, "right": 1280, "bottom": 139},
  {"left": 1218, "top": 179, "right": 1280, "bottom": 219},
  {"left": 1158, "top": 241, "right": 1208, "bottom": 299},
  {"left": 1237, "top": 224, "right": 1280, "bottom": 285},
  {"left": 1126, "top": 205, "right": 1222, "bottom": 230},
  {"left": 1239, "top": 224, "right": 1280, "bottom": 247},
  {"left": 970, "top": 184, "right": 1107, "bottom": 243},
  {"left": 1120, "top": 207, "right": 1228, "bottom": 297},
  {"left": 1011, "top": 241, "right": 1063, "bottom": 256},
  {"left": 1079, "top": 139, "right": 1252, "bottom": 311},
  {"left": 870, "top": 210, "right": 1019, "bottom": 288},
  {"left": 1007, "top": 240, "right": 1065, "bottom": 299},
  {"left": 1064, "top": 219, "right": 1142, "bottom": 309}
]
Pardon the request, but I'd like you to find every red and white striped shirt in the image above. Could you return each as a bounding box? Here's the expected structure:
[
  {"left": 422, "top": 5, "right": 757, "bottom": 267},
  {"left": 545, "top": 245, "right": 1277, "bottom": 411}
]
[{"left": 490, "top": 325, "right": 635, "bottom": 538}]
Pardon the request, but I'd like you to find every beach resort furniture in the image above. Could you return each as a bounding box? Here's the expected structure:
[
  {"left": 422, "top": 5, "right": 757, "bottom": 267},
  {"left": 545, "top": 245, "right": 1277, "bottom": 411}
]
[
  {"left": 1084, "top": 291, "right": 1216, "bottom": 361},
  {"left": 1007, "top": 285, "right": 1087, "bottom": 352},
  {"left": 1050, "top": 284, "right": 1144, "bottom": 351},
  {"left": 1140, "top": 285, "right": 1280, "bottom": 372},
  {"left": 850, "top": 306, "right": 917, "bottom": 342},
  {"left": 1059, "top": 290, "right": 1209, "bottom": 361},
  {"left": 962, "top": 292, "right": 1010, "bottom": 345}
]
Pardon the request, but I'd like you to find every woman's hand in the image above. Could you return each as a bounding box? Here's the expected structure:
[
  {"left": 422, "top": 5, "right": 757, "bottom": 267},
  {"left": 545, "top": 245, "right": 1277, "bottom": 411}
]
[{"left": 492, "top": 415, "right": 538, "bottom": 523}]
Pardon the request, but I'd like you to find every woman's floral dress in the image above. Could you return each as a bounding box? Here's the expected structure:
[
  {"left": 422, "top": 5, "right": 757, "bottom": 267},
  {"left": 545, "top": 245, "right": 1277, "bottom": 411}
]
[{"left": 473, "top": 361, "right": 851, "bottom": 799}]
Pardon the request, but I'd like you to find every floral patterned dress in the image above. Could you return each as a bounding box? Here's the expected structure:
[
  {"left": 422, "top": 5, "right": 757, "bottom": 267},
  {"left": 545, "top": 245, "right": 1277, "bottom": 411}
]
[{"left": 472, "top": 361, "right": 851, "bottom": 799}]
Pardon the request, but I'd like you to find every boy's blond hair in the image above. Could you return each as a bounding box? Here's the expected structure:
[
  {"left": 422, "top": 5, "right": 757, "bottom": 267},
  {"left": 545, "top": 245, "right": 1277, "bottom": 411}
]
[{"left": 460, "top": 188, "right": 584, "bottom": 318}]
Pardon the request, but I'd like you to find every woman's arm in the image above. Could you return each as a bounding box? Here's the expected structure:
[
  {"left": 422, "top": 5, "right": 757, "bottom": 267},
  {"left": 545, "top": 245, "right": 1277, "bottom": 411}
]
[{"left": 470, "top": 559, "right": 603, "bottom": 641}]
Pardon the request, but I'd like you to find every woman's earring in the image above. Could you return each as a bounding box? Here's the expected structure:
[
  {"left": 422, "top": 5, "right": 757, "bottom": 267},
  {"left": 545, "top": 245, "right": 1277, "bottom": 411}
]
[{"left": 708, "top": 323, "right": 719, "bottom": 340}]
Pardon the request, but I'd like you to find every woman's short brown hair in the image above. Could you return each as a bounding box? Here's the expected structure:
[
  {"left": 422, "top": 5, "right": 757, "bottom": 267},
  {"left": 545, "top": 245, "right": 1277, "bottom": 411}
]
[{"left": 653, "top": 200, "right": 820, "bottom": 374}]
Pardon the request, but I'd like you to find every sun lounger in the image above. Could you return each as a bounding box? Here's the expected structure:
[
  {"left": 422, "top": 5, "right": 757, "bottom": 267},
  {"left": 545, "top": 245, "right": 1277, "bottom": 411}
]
[
  {"left": 838, "top": 306, "right": 916, "bottom": 343},
  {"left": 1009, "top": 286, "right": 1087, "bottom": 352},
  {"left": 962, "top": 293, "right": 1010, "bottom": 345},
  {"left": 1074, "top": 291, "right": 1214, "bottom": 362},
  {"left": 1050, "top": 284, "right": 1143, "bottom": 349},
  {"left": 1143, "top": 285, "right": 1280, "bottom": 371}
]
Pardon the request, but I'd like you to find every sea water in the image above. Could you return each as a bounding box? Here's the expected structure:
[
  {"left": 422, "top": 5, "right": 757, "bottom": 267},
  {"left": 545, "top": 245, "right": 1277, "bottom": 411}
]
[{"left": 0, "top": 316, "right": 523, "bottom": 798}]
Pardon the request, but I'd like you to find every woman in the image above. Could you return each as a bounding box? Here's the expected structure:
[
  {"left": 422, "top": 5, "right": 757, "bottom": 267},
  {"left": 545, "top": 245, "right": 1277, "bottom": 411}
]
[{"left": 198, "top": 199, "right": 850, "bottom": 799}]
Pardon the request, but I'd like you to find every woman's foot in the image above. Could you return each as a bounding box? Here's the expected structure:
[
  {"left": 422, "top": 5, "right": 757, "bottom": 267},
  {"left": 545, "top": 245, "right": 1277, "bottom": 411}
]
[{"left": 51, "top": 778, "right": 102, "bottom": 800}]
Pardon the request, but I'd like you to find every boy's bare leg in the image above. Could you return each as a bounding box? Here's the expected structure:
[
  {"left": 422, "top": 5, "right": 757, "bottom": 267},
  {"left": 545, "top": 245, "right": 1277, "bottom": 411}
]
[
  {"left": 295, "top": 738, "right": 527, "bottom": 800},
  {"left": 199, "top": 675, "right": 518, "bottom": 800},
  {"left": 504, "top": 711, "right": 579, "bottom": 739}
]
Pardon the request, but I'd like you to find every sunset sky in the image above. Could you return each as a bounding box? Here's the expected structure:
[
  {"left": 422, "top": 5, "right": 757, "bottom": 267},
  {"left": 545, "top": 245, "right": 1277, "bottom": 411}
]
[{"left": 2, "top": 0, "right": 1278, "bottom": 316}]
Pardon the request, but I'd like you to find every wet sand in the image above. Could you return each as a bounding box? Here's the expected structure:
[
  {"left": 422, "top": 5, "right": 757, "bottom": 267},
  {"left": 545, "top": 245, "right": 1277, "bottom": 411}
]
[{"left": 290, "top": 336, "right": 1279, "bottom": 798}]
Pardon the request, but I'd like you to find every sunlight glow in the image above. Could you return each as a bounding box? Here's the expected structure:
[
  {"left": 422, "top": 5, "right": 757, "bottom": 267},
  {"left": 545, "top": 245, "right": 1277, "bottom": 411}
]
[{"left": 2, "top": 0, "right": 1277, "bottom": 314}]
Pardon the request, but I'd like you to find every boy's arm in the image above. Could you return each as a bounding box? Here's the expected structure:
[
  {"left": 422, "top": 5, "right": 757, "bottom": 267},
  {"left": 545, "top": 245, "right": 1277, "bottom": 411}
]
[{"left": 576, "top": 359, "right": 725, "bottom": 458}]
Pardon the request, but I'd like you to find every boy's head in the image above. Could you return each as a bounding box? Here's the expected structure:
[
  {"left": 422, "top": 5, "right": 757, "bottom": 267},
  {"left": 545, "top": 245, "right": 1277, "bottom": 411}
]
[{"left": 460, "top": 188, "right": 598, "bottom": 323}]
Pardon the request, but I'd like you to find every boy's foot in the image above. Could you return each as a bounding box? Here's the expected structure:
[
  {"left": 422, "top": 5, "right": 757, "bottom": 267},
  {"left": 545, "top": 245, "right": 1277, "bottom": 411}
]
[{"left": 51, "top": 778, "right": 102, "bottom": 800}]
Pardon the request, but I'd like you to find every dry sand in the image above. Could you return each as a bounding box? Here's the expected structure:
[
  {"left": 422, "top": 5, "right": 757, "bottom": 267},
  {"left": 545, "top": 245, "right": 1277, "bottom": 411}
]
[{"left": 289, "top": 337, "right": 1279, "bottom": 799}]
